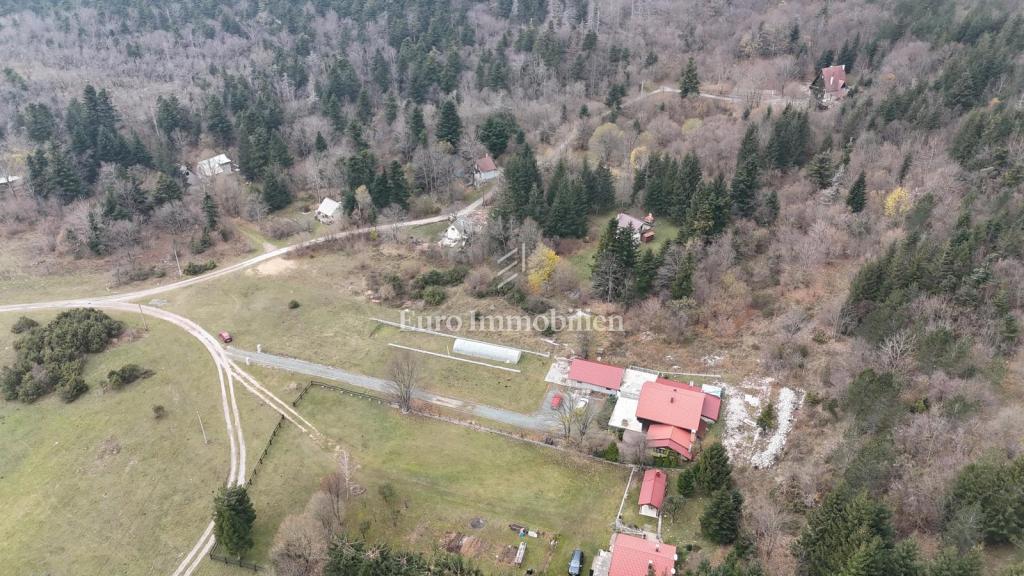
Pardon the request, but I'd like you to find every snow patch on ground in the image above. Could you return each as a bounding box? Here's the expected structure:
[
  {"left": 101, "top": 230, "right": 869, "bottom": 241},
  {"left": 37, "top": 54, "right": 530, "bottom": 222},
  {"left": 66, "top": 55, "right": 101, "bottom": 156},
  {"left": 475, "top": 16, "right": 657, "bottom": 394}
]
[
  {"left": 702, "top": 353, "right": 725, "bottom": 367},
  {"left": 719, "top": 377, "right": 805, "bottom": 469}
]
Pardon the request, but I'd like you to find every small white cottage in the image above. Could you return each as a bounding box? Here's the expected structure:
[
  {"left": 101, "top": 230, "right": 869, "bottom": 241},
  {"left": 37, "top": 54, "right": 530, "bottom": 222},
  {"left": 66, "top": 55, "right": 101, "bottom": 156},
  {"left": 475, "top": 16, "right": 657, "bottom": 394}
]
[
  {"left": 197, "top": 154, "right": 234, "bottom": 178},
  {"left": 315, "top": 197, "right": 341, "bottom": 224}
]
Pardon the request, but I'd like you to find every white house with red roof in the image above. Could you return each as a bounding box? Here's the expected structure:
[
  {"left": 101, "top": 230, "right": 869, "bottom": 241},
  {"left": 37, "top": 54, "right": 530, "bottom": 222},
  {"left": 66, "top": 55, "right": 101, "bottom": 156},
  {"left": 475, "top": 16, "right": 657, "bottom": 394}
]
[
  {"left": 607, "top": 371, "right": 722, "bottom": 461},
  {"left": 473, "top": 154, "right": 500, "bottom": 185},
  {"left": 638, "top": 469, "right": 667, "bottom": 518},
  {"left": 814, "top": 64, "right": 849, "bottom": 106},
  {"left": 595, "top": 533, "right": 678, "bottom": 576}
]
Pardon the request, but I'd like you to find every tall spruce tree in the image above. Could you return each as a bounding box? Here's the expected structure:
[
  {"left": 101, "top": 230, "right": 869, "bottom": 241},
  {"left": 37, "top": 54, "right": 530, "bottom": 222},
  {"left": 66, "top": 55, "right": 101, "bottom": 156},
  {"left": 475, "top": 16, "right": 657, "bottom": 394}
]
[
  {"left": 700, "top": 488, "right": 743, "bottom": 545},
  {"left": 206, "top": 97, "right": 233, "bottom": 146},
  {"left": 408, "top": 106, "right": 427, "bottom": 147},
  {"left": 202, "top": 192, "right": 218, "bottom": 229},
  {"left": 261, "top": 173, "right": 292, "bottom": 211},
  {"left": 680, "top": 57, "right": 701, "bottom": 97},
  {"left": 693, "top": 442, "right": 732, "bottom": 493},
  {"left": 436, "top": 100, "right": 463, "bottom": 149},
  {"left": 847, "top": 172, "right": 867, "bottom": 213},
  {"left": 731, "top": 158, "right": 759, "bottom": 218},
  {"left": 808, "top": 151, "right": 835, "bottom": 189},
  {"left": 671, "top": 252, "right": 696, "bottom": 299},
  {"left": 213, "top": 486, "right": 256, "bottom": 558}
]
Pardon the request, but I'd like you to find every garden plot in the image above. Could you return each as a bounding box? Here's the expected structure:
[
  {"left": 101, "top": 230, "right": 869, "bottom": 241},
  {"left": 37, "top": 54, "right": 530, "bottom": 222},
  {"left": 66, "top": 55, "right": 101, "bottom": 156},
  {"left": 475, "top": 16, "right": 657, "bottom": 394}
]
[{"left": 719, "top": 377, "right": 805, "bottom": 469}]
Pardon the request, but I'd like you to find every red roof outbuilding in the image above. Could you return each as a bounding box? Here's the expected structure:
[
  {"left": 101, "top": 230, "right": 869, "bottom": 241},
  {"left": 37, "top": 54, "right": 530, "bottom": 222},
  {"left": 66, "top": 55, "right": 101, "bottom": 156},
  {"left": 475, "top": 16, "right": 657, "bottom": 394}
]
[
  {"left": 645, "top": 424, "right": 695, "bottom": 461},
  {"left": 567, "top": 358, "right": 625, "bottom": 391},
  {"left": 608, "top": 533, "right": 677, "bottom": 576},
  {"left": 639, "top": 469, "right": 668, "bottom": 510}
]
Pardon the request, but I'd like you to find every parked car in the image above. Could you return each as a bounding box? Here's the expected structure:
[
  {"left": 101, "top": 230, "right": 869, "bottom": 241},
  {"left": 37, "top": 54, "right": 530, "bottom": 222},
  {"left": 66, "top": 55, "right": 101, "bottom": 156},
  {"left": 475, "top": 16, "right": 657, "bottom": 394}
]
[
  {"left": 218, "top": 331, "right": 233, "bottom": 343},
  {"left": 568, "top": 548, "right": 583, "bottom": 576},
  {"left": 551, "top": 394, "right": 563, "bottom": 410}
]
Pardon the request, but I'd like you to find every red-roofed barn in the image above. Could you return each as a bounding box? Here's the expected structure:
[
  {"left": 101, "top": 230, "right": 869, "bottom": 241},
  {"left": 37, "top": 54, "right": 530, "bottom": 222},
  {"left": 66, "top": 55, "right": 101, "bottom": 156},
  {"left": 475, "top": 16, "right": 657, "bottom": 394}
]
[{"left": 638, "top": 469, "right": 668, "bottom": 518}]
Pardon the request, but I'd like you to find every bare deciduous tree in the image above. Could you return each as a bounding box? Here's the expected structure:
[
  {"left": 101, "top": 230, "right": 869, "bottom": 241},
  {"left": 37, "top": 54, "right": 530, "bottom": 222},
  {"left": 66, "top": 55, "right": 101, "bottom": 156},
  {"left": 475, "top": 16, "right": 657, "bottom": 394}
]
[
  {"left": 270, "top": 514, "right": 329, "bottom": 576},
  {"left": 878, "top": 328, "right": 916, "bottom": 375},
  {"left": 388, "top": 349, "right": 419, "bottom": 413}
]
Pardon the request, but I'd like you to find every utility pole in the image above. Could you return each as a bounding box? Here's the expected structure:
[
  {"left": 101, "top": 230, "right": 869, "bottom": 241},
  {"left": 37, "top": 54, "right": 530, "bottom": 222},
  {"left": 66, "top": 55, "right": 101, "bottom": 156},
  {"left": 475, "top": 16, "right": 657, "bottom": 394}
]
[
  {"left": 137, "top": 303, "right": 149, "bottom": 331},
  {"left": 172, "top": 240, "right": 182, "bottom": 276},
  {"left": 197, "top": 411, "right": 208, "bottom": 444}
]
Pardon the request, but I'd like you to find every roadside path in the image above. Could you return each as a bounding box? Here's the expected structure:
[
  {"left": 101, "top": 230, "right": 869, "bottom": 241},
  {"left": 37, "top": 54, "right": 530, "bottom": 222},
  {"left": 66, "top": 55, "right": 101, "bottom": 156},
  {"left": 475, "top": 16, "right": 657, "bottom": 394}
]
[{"left": 226, "top": 346, "right": 559, "bottom": 432}]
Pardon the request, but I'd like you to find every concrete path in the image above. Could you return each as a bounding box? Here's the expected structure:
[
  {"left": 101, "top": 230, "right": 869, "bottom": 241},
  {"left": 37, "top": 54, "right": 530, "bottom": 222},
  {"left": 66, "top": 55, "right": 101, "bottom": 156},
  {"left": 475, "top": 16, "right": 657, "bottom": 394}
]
[{"left": 226, "top": 346, "right": 559, "bottom": 433}]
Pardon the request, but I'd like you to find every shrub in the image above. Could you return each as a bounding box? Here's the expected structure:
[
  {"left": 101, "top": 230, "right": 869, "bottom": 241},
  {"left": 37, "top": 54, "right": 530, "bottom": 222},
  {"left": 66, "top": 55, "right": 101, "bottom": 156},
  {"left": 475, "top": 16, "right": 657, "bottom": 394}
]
[
  {"left": 521, "top": 296, "right": 552, "bottom": 315},
  {"left": 107, "top": 364, "right": 154, "bottom": 390},
  {"left": 288, "top": 300, "right": 301, "bottom": 309},
  {"left": 756, "top": 402, "right": 777, "bottom": 431},
  {"left": 412, "top": 266, "right": 469, "bottom": 290},
  {"left": 1, "top": 309, "right": 123, "bottom": 403},
  {"left": 598, "top": 442, "right": 620, "bottom": 462},
  {"left": 678, "top": 467, "right": 696, "bottom": 496},
  {"left": 58, "top": 377, "right": 89, "bottom": 403},
  {"left": 152, "top": 404, "right": 167, "bottom": 419},
  {"left": 10, "top": 316, "right": 38, "bottom": 334},
  {"left": 422, "top": 286, "right": 447, "bottom": 306},
  {"left": 183, "top": 260, "right": 217, "bottom": 276}
]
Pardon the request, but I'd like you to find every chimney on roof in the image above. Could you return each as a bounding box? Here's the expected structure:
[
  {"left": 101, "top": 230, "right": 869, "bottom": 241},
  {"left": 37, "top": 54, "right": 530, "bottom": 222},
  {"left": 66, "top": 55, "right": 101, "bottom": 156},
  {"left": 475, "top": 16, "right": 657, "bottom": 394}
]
[{"left": 655, "top": 543, "right": 660, "bottom": 552}]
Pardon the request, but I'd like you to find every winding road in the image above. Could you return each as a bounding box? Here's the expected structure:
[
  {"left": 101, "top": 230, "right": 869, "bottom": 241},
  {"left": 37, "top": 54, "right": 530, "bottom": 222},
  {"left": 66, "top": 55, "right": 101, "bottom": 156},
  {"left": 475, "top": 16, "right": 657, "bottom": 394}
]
[{"left": 0, "top": 195, "right": 490, "bottom": 575}]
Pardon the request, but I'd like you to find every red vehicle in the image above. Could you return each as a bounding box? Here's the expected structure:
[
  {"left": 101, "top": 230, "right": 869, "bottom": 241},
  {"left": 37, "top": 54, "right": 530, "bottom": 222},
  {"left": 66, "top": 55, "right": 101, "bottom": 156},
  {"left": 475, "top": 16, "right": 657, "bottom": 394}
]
[
  {"left": 218, "top": 331, "right": 233, "bottom": 343},
  {"left": 550, "top": 394, "right": 563, "bottom": 410}
]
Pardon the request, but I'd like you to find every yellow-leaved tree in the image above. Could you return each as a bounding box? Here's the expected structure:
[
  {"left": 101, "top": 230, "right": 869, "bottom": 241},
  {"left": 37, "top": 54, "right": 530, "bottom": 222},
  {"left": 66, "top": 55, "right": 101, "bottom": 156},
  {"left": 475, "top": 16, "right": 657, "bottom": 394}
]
[
  {"left": 884, "top": 186, "right": 911, "bottom": 218},
  {"left": 527, "top": 245, "right": 559, "bottom": 293}
]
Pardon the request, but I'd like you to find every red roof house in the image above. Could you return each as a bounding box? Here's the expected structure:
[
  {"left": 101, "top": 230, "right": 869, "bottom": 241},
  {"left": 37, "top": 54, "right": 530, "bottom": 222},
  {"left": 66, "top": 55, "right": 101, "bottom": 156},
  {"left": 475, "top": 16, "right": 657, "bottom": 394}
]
[
  {"left": 638, "top": 469, "right": 668, "bottom": 518},
  {"left": 608, "top": 533, "right": 677, "bottom": 576},
  {"left": 654, "top": 377, "right": 722, "bottom": 421},
  {"left": 636, "top": 382, "right": 705, "bottom": 431},
  {"left": 567, "top": 358, "right": 626, "bottom": 392}
]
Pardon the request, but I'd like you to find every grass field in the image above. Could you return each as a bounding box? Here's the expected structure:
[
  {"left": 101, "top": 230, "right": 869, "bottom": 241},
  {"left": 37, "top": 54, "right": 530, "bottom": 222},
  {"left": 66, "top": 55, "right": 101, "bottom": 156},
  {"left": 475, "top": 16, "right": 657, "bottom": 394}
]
[
  {"left": 197, "top": 386, "right": 629, "bottom": 575},
  {"left": 618, "top": 467, "right": 710, "bottom": 551},
  {"left": 0, "top": 311, "right": 244, "bottom": 575},
  {"left": 162, "top": 247, "right": 555, "bottom": 414}
]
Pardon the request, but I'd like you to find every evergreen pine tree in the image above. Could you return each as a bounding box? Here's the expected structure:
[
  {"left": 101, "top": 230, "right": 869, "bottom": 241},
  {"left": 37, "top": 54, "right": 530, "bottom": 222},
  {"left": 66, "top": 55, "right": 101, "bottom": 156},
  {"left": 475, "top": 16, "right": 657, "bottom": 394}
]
[
  {"left": 764, "top": 191, "right": 780, "bottom": 224},
  {"left": 153, "top": 174, "right": 183, "bottom": 206},
  {"left": 387, "top": 161, "right": 410, "bottom": 209},
  {"left": 675, "top": 152, "right": 702, "bottom": 224},
  {"left": 847, "top": 172, "right": 867, "bottom": 213},
  {"left": 436, "top": 100, "right": 463, "bottom": 149},
  {"left": 671, "top": 252, "right": 696, "bottom": 299},
  {"left": 700, "top": 488, "right": 743, "bottom": 545},
  {"left": 261, "top": 174, "right": 292, "bottom": 211},
  {"left": 370, "top": 169, "right": 391, "bottom": 208},
  {"left": 206, "top": 97, "right": 233, "bottom": 146},
  {"left": 677, "top": 467, "right": 696, "bottom": 496},
  {"left": 591, "top": 162, "right": 616, "bottom": 213},
  {"left": 314, "top": 131, "right": 329, "bottom": 154},
  {"left": 679, "top": 57, "right": 701, "bottom": 97},
  {"left": 633, "top": 249, "right": 658, "bottom": 298},
  {"left": 202, "top": 192, "right": 219, "bottom": 229},
  {"left": 694, "top": 442, "right": 732, "bottom": 493},
  {"left": 213, "top": 486, "right": 256, "bottom": 558},
  {"left": 408, "top": 106, "right": 427, "bottom": 147},
  {"left": 731, "top": 158, "right": 759, "bottom": 219},
  {"left": 87, "top": 211, "right": 106, "bottom": 255},
  {"left": 808, "top": 151, "right": 835, "bottom": 189}
]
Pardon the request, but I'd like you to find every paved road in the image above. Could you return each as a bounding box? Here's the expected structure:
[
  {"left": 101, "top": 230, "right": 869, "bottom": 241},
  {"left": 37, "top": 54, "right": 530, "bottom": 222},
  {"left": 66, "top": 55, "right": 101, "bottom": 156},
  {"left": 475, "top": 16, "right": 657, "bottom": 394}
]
[{"left": 227, "top": 346, "right": 559, "bottom": 432}]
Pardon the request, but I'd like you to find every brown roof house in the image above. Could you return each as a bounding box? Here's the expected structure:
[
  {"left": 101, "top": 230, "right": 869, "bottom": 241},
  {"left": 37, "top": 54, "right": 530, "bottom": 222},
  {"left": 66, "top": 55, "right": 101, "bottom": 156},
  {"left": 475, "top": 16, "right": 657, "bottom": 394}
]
[
  {"left": 813, "top": 65, "right": 849, "bottom": 106},
  {"left": 473, "top": 154, "right": 500, "bottom": 185}
]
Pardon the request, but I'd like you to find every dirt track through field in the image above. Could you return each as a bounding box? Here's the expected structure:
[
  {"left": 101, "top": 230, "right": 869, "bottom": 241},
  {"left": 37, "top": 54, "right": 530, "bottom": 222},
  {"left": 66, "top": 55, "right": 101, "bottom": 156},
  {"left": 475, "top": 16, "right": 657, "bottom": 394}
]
[{"left": 0, "top": 195, "right": 494, "bottom": 575}]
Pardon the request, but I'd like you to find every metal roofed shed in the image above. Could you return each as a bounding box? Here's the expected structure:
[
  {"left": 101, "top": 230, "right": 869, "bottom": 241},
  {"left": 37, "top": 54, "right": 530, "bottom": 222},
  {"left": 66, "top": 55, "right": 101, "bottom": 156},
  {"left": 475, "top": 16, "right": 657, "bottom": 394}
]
[{"left": 452, "top": 338, "right": 522, "bottom": 364}]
